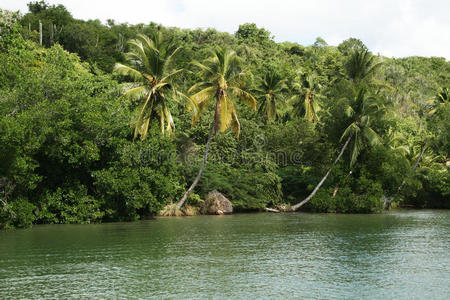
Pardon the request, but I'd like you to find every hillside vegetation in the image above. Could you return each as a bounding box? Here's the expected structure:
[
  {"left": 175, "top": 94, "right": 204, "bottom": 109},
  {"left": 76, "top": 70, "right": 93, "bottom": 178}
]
[{"left": 0, "top": 2, "right": 448, "bottom": 228}]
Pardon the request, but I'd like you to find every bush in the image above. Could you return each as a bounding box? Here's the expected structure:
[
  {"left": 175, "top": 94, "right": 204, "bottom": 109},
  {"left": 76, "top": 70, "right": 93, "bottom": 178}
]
[
  {"left": 1, "top": 197, "right": 35, "bottom": 229},
  {"left": 308, "top": 176, "right": 383, "bottom": 213},
  {"left": 93, "top": 137, "right": 185, "bottom": 220},
  {"left": 192, "top": 163, "right": 282, "bottom": 210},
  {"left": 36, "top": 184, "right": 103, "bottom": 224}
]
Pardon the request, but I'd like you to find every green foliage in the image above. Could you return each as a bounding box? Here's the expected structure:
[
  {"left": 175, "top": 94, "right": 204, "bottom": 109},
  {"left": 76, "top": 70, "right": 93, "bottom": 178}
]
[
  {"left": 290, "top": 72, "right": 322, "bottom": 122},
  {"left": 0, "top": 35, "right": 129, "bottom": 227},
  {"left": 254, "top": 68, "right": 287, "bottom": 121},
  {"left": 0, "top": 9, "right": 25, "bottom": 51},
  {"left": 308, "top": 176, "right": 383, "bottom": 213},
  {"left": 338, "top": 38, "right": 368, "bottom": 56},
  {"left": 1, "top": 196, "right": 35, "bottom": 229},
  {"left": 188, "top": 46, "right": 257, "bottom": 136},
  {"left": 192, "top": 163, "right": 282, "bottom": 210},
  {"left": 235, "top": 23, "right": 272, "bottom": 45},
  {"left": 36, "top": 184, "right": 103, "bottom": 224},
  {"left": 93, "top": 137, "right": 185, "bottom": 220},
  {"left": 406, "top": 165, "right": 450, "bottom": 208},
  {"left": 345, "top": 49, "right": 382, "bottom": 84},
  {"left": 1, "top": 3, "right": 449, "bottom": 228},
  {"left": 114, "top": 32, "right": 182, "bottom": 139},
  {"left": 21, "top": 1, "right": 73, "bottom": 46}
]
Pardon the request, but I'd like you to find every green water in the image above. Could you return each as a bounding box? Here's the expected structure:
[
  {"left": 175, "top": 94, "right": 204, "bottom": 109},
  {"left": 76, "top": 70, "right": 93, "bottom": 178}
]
[{"left": 0, "top": 210, "right": 449, "bottom": 299}]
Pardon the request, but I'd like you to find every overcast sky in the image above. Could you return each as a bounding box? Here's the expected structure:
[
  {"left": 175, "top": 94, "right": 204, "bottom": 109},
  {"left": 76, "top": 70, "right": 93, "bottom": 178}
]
[{"left": 3, "top": 0, "right": 449, "bottom": 59}]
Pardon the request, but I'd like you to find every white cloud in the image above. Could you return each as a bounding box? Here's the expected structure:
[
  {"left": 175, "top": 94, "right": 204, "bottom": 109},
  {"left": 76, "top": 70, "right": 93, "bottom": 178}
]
[{"left": 2, "top": 0, "right": 449, "bottom": 59}]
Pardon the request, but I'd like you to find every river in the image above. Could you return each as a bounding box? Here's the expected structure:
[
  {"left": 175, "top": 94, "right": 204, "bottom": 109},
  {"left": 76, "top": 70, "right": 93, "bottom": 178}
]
[{"left": 0, "top": 210, "right": 449, "bottom": 299}]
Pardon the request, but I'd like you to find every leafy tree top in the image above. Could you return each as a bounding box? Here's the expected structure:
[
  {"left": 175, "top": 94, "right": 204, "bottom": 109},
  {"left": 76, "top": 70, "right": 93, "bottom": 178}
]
[{"left": 235, "top": 23, "right": 273, "bottom": 44}]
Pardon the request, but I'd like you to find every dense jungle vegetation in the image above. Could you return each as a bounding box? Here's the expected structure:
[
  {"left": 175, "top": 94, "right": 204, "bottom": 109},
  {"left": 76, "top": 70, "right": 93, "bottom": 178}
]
[{"left": 0, "top": 2, "right": 448, "bottom": 228}]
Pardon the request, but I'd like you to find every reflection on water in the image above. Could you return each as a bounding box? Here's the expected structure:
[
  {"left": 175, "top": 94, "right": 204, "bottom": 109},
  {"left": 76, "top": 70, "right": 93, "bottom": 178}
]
[{"left": 0, "top": 210, "right": 449, "bottom": 299}]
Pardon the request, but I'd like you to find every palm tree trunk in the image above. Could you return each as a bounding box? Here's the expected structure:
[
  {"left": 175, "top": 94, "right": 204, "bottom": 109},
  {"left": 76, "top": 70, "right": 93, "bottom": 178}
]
[
  {"left": 176, "top": 121, "right": 215, "bottom": 208},
  {"left": 39, "top": 20, "right": 42, "bottom": 46},
  {"left": 411, "top": 138, "right": 429, "bottom": 172},
  {"left": 291, "top": 134, "right": 353, "bottom": 211},
  {"left": 176, "top": 100, "right": 219, "bottom": 209},
  {"left": 332, "top": 170, "right": 352, "bottom": 198}
]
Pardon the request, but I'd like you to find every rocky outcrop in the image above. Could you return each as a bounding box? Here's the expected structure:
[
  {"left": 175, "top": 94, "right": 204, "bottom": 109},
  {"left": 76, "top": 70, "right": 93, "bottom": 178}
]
[{"left": 200, "top": 190, "right": 233, "bottom": 215}]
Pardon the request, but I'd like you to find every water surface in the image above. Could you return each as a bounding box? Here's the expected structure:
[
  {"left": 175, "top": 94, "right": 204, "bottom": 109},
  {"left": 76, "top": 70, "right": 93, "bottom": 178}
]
[{"left": 1, "top": 210, "right": 449, "bottom": 299}]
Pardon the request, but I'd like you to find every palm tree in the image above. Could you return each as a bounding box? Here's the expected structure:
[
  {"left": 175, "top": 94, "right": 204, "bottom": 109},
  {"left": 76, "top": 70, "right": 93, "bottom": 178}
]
[
  {"left": 290, "top": 88, "right": 385, "bottom": 211},
  {"left": 345, "top": 49, "right": 382, "bottom": 85},
  {"left": 290, "top": 72, "right": 321, "bottom": 122},
  {"left": 386, "top": 130, "right": 410, "bottom": 155},
  {"left": 428, "top": 87, "right": 449, "bottom": 116},
  {"left": 176, "top": 47, "right": 257, "bottom": 209},
  {"left": 254, "top": 70, "right": 287, "bottom": 122},
  {"left": 114, "top": 32, "right": 182, "bottom": 139}
]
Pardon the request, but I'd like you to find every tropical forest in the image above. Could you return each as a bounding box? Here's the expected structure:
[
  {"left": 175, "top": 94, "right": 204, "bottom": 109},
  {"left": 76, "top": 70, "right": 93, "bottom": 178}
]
[{"left": 1, "top": 2, "right": 449, "bottom": 230}]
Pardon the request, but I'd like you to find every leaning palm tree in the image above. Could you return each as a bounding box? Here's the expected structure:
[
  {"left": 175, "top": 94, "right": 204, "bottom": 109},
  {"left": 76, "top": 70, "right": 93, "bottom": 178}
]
[
  {"left": 290, "top": 88, "right": 385, "bottom": 211},
  {"left": 114, "top": 32, "right": 182, "bottom": 139},
  {"left": 176, "top": 47, "right": 257, "bottom": 209},
  {"left": 290, "top": 72, "right": 321, "bottom": 123},
  {"left": 254, "top": 70, "right": 287, "bottom": 122},
  {"left": 384, "top": 87, "right": 450, "bottom": 209}
]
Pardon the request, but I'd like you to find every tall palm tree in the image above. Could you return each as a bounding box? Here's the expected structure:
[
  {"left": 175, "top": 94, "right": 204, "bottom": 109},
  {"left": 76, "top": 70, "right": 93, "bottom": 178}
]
[
  {"left": 290, "top": 72, "right": 321, "bottom": 122},
  {"left": 176, "top": 47, "right": 257, "bottom": 208},
  {"left": 290, "top": 88, "right": 385, "bottom": 211},
  {"left": 254, "top": 70, "right": 287, "bottom": 122},
  {"left": 114, "top": 32, "right": 182, "bottom": 139},
  {"left": 340, "top": 89, "right": 385, "bottom": 166}
]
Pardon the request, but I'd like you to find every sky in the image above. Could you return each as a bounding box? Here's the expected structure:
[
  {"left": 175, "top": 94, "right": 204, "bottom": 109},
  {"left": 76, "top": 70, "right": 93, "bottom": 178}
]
[{"left": 2, "top": 0, "right": 449, "bottom": 59}]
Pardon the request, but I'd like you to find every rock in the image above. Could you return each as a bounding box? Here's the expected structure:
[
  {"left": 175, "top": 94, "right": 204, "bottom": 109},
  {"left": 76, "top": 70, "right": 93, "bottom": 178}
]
[{"left": 200, "top": 190, "right": 233, "bottom": 215}]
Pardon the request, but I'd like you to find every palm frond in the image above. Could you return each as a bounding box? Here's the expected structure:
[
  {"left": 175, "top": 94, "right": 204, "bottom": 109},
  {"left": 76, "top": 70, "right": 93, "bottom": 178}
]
[
  {"left": 163, "top": 103, "right": 175, "bottom": 137},
  {"left": 113, "top": 63, "right": 144, "bottom": 81},
  {"left": 163, "top": 47, "right": 181, "bottom": 74},
  {"left": 121, "top": 85, "right": 147, "bottom": 101},
  {"left": 134, "top": 92, "right": 155, "bottom": 139},
  {"left": 350, "top": 133, "right": 363, "bottom": 166},
  {"left": 127, "top": 40, "right": 149, "bottom": 69},
  {"left": 192, "top": 100, "right": 209, "bottom": 126},
  {"left": 231, "top": 110, "right": 240, "bottom": 137},
  {"left": 218, "top": 94, "right": 234, "bottom": 132},
  {"left": 363, "top": 127, "right": 380, "bottom": 147},
  {"left": 137, "top": 33, "right": 158, "bottom": 54},
  {"left": 160, "top": 68, "right": 183, "bottom": 83},
  {"left": 190, "top": 86, "right": 215, "bottom": 106},
  {"left": 345, "top": 105, "right": 355, "bottom": 117},
  {"left": 231, "top": 87, "right": 257, "bottom": 110},
  {"left": 176, "top": 91, "right": 198, "bottom": 114},
  {"left": 191, "top": 60, "right": 214, "bottom": 77},
  {"left": 341, "top": 122, "right": 359, "bottom": 142}
]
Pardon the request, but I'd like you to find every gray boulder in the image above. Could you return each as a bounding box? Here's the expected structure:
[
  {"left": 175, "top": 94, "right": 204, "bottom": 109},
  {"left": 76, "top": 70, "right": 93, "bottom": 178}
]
[{"left": 200, "top": 190, "right": 233, "bottom": 215}]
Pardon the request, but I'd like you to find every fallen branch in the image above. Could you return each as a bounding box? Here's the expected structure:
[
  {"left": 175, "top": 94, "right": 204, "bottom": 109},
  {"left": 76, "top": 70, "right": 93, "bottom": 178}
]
[{"left": 265, "top": 207, "right": 280, "bottom": 213}]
